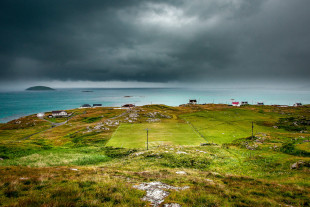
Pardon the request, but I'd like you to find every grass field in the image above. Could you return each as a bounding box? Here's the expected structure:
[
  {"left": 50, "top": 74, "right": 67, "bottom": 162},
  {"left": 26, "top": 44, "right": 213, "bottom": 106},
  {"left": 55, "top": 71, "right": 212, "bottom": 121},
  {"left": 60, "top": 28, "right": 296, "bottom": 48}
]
[
  {"left": 106, "top": 122, "right": 206, "bottom": 148},
  {"left": 0, "top": 105, "right": 309, "bottom": 206},
  {"left": 180, "top": 109, "right": 283, "bottom": 144}
]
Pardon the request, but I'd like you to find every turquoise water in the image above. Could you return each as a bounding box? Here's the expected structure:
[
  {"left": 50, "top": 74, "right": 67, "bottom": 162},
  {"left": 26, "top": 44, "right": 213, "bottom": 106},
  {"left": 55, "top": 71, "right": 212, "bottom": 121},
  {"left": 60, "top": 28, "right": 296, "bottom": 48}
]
[{"left": 0, "top": 88, "right": 309, "bottom": 123}]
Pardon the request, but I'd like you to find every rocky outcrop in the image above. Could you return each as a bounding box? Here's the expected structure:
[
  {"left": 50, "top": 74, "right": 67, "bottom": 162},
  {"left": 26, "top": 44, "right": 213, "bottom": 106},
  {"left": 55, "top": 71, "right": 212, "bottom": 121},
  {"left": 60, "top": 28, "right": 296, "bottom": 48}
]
[{"left": 133, "top": 181, "right": 189, "bottom": 207}]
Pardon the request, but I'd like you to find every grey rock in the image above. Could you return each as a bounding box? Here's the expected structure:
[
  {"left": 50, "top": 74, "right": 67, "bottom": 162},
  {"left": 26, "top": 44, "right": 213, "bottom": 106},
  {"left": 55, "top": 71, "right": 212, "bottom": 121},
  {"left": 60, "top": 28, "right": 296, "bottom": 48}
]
[
  {"left": 176, "top": 151, "right": 187, "bottom": 154},
  {"left": 133, "top": 182, "right": 189, "bottom": 207},
  {"left": 164, "top": 203, "right": 182, "bottom": 207},
  {"left": 176, "top": 171, "right": 187, "bottom": 175}
]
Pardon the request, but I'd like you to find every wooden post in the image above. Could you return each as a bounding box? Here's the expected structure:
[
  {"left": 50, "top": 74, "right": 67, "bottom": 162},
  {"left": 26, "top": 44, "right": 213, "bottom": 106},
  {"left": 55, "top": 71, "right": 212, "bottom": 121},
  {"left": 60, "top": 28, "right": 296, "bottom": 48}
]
[
  {"left": 252, "top": 122, "right": 254, "bottom": 139},
  {"left": 146, "top": 128, "right": 149, "bottom": 150}
]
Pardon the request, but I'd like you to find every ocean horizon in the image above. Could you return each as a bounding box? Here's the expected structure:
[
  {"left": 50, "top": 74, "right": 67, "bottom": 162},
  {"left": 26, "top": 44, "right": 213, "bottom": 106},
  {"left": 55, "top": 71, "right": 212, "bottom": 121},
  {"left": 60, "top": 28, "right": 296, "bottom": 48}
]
[{"left": 0, "top": 87, "right": 309, "bottom": 123}]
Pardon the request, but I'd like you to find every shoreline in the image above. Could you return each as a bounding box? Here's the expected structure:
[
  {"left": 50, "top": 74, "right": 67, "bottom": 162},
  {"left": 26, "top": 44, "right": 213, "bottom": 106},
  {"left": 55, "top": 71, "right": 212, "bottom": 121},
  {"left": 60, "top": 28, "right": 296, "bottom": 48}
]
[
  {"left": 0, "top": 88, "right": 308, "bottom": 123},
  {"left": 1, "top": 103, "right": 308, "bottom": 124}
]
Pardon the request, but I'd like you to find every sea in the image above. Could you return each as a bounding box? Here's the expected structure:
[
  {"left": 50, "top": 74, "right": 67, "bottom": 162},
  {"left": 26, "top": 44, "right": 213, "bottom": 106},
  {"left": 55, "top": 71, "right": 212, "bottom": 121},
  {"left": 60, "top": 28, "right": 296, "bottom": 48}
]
[{"left": 0, "top": 88, "right": 309, "bottom": 123}]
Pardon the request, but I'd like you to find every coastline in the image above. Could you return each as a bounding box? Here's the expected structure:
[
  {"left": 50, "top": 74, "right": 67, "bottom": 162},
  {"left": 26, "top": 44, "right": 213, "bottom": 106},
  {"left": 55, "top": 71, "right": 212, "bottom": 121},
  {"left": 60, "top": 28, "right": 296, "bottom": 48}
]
[
  {"left": 1, "top": 87, "right": 309, "bottom": 123},
  {"left": 1, "top": 103, "right": 308, "bottom": 124}
]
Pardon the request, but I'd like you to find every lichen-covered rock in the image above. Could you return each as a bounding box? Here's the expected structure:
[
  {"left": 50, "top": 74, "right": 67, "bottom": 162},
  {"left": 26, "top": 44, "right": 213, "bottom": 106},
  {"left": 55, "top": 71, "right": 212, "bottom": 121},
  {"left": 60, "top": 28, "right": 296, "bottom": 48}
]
[
  {"left": 163, "top": 203, "right": 182, "bottom": 207},
  {"left": 176, "top": 171, "right": 187, "bottom": 175},
  {"left": 176, "top": 151, "right": 187, "bottom": 154},
  {"left": 291, "top": 161, "right": 310, "bottom": 169},
  {"left": 133, "top": 182, "right": 189, "bottom": 207}
]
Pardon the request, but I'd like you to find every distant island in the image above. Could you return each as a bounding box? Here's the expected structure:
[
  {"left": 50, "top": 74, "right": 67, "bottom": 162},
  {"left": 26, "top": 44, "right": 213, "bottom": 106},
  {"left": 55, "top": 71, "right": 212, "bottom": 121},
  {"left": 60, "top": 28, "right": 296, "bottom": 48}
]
[{"left": 26, "top": 86, "right": 55, "bottom": 91}]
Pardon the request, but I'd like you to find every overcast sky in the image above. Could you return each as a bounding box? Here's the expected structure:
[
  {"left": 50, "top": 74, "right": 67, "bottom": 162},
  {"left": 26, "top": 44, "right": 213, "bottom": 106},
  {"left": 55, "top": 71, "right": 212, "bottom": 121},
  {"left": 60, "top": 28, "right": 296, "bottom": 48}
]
[{"left": 0, "top": 0, "right": 310, "bottom": 90}]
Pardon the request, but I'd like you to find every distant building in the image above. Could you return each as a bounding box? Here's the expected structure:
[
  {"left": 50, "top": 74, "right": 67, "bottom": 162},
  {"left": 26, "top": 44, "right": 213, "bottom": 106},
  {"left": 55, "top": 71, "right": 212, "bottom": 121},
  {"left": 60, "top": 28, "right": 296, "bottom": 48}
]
[
  {"left": 232, "top": 102, "right": 240, "bottom": 106},
  {"left": 122, "top": 104, "right": 135, "bottom": 108},
  {"left": 257, "top": 102, "right": 264, "bottom": 105},
  {"left": 93, "top": 104, "right": 102, "bottom": 107},
  {"left": 81, "top": 104, "right": 91, "bottom": 108},
  {"left": 293, "top": 103, "right": 302, "bottom": 107},
  {"left": 241, "top": 101, "right": 248, "bottom": 106},
  {"left": 52, "top": 111, "right": 68, "bottom": 117},
  {"left": 189, "top": 99, "right": 197, "bottom": 104}
]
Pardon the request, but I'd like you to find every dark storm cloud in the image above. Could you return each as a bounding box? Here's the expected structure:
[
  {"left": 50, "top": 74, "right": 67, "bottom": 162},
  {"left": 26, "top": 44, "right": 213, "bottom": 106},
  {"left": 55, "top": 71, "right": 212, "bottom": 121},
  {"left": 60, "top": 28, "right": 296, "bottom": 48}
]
[{"left": 0, "top": 0, "right": 310, "bottom": 84}]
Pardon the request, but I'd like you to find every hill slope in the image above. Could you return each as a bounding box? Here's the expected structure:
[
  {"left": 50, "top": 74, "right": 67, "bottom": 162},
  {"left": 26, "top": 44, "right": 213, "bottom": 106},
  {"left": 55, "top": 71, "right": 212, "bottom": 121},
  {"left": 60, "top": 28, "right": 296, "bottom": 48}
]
[{"left": 0, "top": 104, "right": 309, "bottom": 206}]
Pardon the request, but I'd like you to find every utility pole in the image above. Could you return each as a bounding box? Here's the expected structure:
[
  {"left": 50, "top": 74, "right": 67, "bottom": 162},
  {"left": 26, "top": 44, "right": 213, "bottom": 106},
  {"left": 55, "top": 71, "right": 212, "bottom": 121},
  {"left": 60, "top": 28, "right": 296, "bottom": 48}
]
[
  {"left": 146, "top": 128, "right": 149, "bottom": 150},
  {"left": 252, "top": 121, "right": 254, "bottom": 139}
]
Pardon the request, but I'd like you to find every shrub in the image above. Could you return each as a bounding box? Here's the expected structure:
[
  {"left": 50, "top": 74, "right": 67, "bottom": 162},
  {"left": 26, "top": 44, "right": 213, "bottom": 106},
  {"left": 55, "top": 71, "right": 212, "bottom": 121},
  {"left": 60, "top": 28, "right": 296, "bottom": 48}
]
[
  {"left": 0, "top": 146, "right": 39, "bottom": 159},
  {"left": 277, "top": 117, "right": 308, "bottom": 132},
  {"left": 103, "top": 147, "right": 137, "bottom": 158},
  {"left": 280, "top": 142, "right": 310, "bottom": 157}
]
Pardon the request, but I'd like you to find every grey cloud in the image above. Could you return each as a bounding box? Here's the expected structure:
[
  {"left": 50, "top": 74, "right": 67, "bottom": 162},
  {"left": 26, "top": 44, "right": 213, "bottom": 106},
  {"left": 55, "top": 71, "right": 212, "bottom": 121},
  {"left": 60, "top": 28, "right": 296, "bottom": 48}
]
[{"left": 0, "top": 0, "right": 310, "bottom": 85}]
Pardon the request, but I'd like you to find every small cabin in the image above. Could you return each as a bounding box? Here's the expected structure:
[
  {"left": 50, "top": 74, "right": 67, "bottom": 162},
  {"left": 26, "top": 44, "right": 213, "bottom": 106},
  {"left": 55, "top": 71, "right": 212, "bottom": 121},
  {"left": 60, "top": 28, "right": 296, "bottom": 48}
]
[
  {"left": 93, "top": 104, "right": 102, "bottom": 107},
  {"left": 257, "top": 102, "right": 264, "bottom": 105},
  {"left": 241, "top": 101, "right": 248, "bottom": 106},
  {"left": 52, "top": 111, "right": 68, "bottom": 117},
  {"left": 232, "top": 102, "right": 240, "bottom": 106},
  {"left": 189, "top": 99, "right": 197, "bottom": 104},
  {"left": 81, "top": 104, "right": 91, "bottom": 108},
  {"left": 293, "top": 103, "right": 302, "bottom": 107},
  {"left": 122, "top": 104, "right": 135, "bottom": 108}
]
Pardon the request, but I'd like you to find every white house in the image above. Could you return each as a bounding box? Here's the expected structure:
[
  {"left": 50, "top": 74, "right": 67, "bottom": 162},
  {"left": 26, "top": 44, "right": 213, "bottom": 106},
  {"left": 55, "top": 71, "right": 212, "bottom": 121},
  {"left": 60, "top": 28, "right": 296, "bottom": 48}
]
[
  {"left": 293, "top": 103, "right": 302, "bottom": 107},
  {"left": 232, "top": 102, "right": 240, "bottom": 106},
  {"left": 52, "top": 111, "right": 68, "bottom": 117},
  {"left": 189, "top": 99, "right": 197, "bottom": 104}
]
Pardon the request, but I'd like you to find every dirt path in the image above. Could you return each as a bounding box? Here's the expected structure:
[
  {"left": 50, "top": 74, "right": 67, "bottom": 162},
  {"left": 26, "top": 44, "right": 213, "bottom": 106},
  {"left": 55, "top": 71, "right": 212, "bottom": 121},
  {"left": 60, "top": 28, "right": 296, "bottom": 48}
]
[
  {"left": 181, "top": 117, "right": 206, "bottom": 141},
  {"left": 20, "top": 109, "right": 130, "bottom": 141},
  {"left": 21, "top": 113, "right": 76, "bottom": 140},
  {"left": 110, "top": 110, "right": 130, "bottom": 119}
]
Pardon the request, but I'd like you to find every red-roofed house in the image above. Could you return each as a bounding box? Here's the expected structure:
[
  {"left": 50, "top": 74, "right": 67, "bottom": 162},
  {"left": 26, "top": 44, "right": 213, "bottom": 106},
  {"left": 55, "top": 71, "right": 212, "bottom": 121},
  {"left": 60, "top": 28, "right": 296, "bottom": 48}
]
[{"left": 232, "top": 102, "right": 240, "bottom": 106}]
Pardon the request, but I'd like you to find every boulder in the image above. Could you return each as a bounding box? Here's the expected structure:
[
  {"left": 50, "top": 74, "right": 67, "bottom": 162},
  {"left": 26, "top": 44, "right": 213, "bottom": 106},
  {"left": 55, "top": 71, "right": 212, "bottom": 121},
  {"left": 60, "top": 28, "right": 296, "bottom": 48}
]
[{"left": 291, "top": 162, "right": 298, "bottom": 169}]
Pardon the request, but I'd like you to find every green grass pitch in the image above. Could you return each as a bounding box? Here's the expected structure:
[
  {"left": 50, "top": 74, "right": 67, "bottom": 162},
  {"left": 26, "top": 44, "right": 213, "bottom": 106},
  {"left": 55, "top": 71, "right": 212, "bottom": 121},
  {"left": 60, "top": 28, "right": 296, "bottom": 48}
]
[{"left": 106, "top": 122, "right": 206, "bottom": 148}]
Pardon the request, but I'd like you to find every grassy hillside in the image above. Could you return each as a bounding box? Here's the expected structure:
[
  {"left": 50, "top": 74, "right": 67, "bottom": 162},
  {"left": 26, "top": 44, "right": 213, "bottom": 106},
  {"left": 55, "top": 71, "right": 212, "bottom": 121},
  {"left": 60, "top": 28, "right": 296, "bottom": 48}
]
[{"left": 0, "top": 104, "right": 309, "bottom": 206}]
